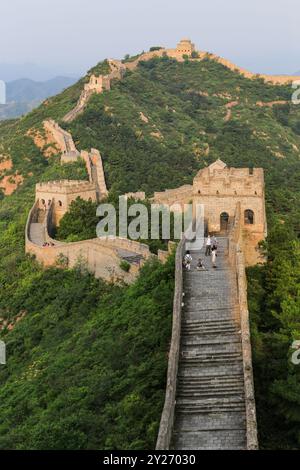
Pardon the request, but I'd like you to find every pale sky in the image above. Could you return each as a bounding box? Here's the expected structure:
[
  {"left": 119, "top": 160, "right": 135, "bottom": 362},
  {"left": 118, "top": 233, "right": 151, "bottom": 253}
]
[{"left": 1, "top": 0, "right": 299, "bottom": 78}]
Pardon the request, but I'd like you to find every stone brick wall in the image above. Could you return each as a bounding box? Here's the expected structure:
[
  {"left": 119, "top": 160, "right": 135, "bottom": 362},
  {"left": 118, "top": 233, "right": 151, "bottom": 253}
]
[
  {"left": 25, "top": 197, "right": 155, "bottom": 284},
  {"left": 90, "top": 148, "right": 108, "bottom": 198},
  {"left": 153, "top": 185, "right": 193, "bottom": 210},
  {"left": 156, "top": 237, "right": 186, "bottom": 450},
  {"left": 26, "top": 236, "right": 137, "bottom": 283},
  {"left": 44, "top": 120, "right": 79, "bottom": 155},
  {"left": 43, "top": 120, "right": 108, "bottom": 200},
  {"left": 228, "top": 203, "right": 258, "bottom": 450}
]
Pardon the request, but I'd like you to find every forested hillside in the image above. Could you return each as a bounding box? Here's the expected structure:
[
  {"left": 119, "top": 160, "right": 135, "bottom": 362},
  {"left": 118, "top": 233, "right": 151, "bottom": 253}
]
[{"left": 0, "top": 54, "right": 300, "bottom": 449}]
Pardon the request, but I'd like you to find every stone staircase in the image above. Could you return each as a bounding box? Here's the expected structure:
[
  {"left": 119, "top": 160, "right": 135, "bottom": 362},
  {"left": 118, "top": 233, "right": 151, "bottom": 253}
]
[
  {"left": 63, "top": 89, "right": 93, "bottom": 123},
  {"left": 172, "top": 237, "right": 247, "bottom": 450}
]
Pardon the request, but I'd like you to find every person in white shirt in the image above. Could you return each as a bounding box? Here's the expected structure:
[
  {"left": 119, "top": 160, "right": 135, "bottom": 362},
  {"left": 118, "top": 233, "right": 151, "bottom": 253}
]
[
  {"left": 205, "top": 235, "right": 212, "bottom": 256},
  {"left": 184, "top": 251, "right": 193, "bottom": 271}
]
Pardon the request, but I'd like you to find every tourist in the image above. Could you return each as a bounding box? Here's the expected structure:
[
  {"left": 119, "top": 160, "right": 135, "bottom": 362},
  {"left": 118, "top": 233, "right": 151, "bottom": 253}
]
[
  {"left": 196, "top": 258, "right": 206, "bottom": 271},
  {"left": 212, "top": 236, "right": 218, "bottom": 251},
  {"left": 211, "top": 246, "right": 217, "bottom": 268},
  {"left": 205, "top": 235, "right": 212, "bottom": 256},
  {"left": 184, "top": 251, "right": 193, "bottom": 271}
]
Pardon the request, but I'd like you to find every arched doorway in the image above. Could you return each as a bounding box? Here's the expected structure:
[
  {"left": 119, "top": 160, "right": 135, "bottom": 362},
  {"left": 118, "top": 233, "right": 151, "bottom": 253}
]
[
  {"left": 220, "top": 212, "right": 229, "bottom": 232},
  {"left": 244, "top": 209, "right": 254, "bottom": 225}
]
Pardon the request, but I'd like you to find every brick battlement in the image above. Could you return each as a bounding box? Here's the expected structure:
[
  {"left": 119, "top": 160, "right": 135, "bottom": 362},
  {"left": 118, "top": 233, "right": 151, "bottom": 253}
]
[
  {"left": 36, "top": 180, "right": 96, "bottom": 194},
  {"left": 193, "top": 164, "right": 264, "bottom": 197}
]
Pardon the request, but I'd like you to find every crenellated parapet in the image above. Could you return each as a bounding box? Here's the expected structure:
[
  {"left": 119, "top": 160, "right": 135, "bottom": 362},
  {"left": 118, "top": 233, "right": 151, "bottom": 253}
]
[
  {"left": 193, "top": 161, "right": 265, "bottom": 197},
  {"left": 35, "top": 179, "right": 97, "bottom": 225}
]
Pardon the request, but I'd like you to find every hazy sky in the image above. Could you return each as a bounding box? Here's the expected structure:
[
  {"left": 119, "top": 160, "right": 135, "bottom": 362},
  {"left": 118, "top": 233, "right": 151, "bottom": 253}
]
[{"left": 1, "top": 0, "right": 299, "bottom": 78}]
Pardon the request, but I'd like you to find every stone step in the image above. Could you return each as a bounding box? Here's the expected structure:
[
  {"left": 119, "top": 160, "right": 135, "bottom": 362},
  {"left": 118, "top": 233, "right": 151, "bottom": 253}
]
[
  {"left": 181, "top": 335, "right": 241, "bottom": 345},
  {"left": 176, "top": 395, "right": 245, "bottom": 406},
  {"left": 183, "top": 309, "right": 240, "bottom": 322},
  {"left": 174, "top": 410, "right": 246, "bottom": 431},
  {"left": 178, "top": 362, "right": 244, "bottom": 377},
  {"left": 180, "top": 343, "right": 242, "bottom": 356},
  {"left": 172, "top": 429, "right": 246, "bottom": 450},
  {"left": 177, "top": 389, "right": 244, "bottom": 398},
  {"left": 182, "top": 317, "right": 238, "bottom": 326},
  {"left": 181, "top": 327, "right": 238, "bottom": 336},
  {"left": 177, "top": 374, "right": 244, "bottom": 386},
  {"left": 172, "top": 238, "right": 247, "bottom": 449},
  {"left": 179, "top": 353, "right": 243, "bottom": 367},
  {"left": 175, "top": 403, "right": 246, "bottom": 414}
]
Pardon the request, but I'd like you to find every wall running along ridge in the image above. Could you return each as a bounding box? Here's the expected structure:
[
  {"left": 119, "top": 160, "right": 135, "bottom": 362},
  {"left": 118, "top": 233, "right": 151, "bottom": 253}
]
[
  {"left": 228, "top": 203, "right": 258, "bottom": 449},
  {"left": 43, "top": 120, "right": 108, "bottom": 200},
  {"left": 62, "top": 59, "right": 126, "bottom": 123}
]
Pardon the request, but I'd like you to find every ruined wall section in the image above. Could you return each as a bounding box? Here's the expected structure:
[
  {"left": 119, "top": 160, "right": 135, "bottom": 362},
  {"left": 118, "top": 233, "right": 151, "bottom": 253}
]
[{"left": 63, "top": 59, "right": 126, "bottom": 123}]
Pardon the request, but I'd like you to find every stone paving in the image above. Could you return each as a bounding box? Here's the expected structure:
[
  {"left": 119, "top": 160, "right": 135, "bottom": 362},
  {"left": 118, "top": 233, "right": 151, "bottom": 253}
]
[{"left": 172, "top": 238, "right": 247, "bottom": 450}]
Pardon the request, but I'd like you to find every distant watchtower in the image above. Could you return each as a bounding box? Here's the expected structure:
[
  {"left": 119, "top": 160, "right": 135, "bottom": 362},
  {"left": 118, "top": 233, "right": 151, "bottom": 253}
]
[{"left": 176, "top": 39, "right": 195, "bottom": 56}]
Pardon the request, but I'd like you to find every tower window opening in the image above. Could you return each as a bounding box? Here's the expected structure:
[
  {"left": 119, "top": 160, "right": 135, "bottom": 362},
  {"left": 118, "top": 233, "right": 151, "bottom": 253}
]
[{"left": 244, "top": 209, "right": 254, "bottom": 225}]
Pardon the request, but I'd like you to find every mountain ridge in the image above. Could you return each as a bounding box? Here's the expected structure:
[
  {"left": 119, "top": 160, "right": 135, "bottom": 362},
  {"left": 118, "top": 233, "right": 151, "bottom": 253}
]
[
  {"left": 0, "top": 76, "right": 78, "bottom": 120},
  {"left": 0, "top": 43, "right": 299, "bottom": 449}
]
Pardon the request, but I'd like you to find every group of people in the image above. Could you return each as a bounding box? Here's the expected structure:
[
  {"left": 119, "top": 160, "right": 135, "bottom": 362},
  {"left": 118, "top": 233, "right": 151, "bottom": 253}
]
[
  {"left": 42, "top": 242, "right": 55, "bottom": 247},
  {"left": 183, "top": 235, "right": 218, "bottom": 271}
]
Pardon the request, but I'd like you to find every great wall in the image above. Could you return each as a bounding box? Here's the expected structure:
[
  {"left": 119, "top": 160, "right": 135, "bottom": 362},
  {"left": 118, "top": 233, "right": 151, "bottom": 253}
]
[
  {"left": 62, "top": 59, "right": 126, "bottom": 123},
  {"left": 58, "top": 39, "right": 300, "bottom": 124},
  {"left": 23, "top": 39, "right": 270, "bottom": 449}
]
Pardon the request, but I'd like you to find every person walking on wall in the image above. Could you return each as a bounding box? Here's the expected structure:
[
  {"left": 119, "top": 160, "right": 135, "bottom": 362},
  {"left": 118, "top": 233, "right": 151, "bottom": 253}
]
[
  {"left": 212, "top": 236, "right": 218, "bottom": 251},
  {"left": 184, "top": 251, "right": 193, "bottom": 271},
  {"left": 211, "top": 245, "right": 217, "bottom": 269},
  {"left": 205, "top": 235, "right": 212, "bottom": 256}
]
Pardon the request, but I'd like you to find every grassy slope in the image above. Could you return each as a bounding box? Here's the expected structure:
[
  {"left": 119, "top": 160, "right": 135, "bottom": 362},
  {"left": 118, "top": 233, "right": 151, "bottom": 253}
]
[{"left": 0, "top": 55, "right": 300, "bottom": 448}]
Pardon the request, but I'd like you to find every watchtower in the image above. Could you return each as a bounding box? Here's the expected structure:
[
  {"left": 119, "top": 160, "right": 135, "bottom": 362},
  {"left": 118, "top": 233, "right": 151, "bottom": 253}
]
[
  {"left": 35, "top": 180, "right": 97, "bottom": 225},
  {"left": 176, "top": 39, "right": 196, "bottom": 56}
]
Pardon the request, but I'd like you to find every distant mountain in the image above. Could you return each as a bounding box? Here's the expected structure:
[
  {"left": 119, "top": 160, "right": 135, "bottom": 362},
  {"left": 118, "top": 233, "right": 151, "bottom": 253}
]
[
  {"left": 0, "top": 76, "right": 78, "bottom": 119},
  {"left": 0, "top": 63, "right": 78, "bottom": 82}
]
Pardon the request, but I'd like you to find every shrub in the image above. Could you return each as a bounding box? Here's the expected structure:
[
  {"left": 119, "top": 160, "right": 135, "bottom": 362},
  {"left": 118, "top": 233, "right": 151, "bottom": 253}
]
[{"left": 120, "top": 260, "right": 131, "bottom": 272}]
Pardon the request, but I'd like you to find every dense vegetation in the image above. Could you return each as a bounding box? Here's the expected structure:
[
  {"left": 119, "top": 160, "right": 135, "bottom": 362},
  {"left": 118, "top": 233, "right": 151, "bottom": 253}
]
[
  {"left": 0, "top": 257, "right": 174, "bottom": 449},
  {"left": 0, "top": 53, "right": 300, "bottom": 449},
  {"left": 56, "top": 196, "right": 177, "bottom": 254},
  {"left": 248, "top": 225, "right": 300, "bottom": 449}
]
